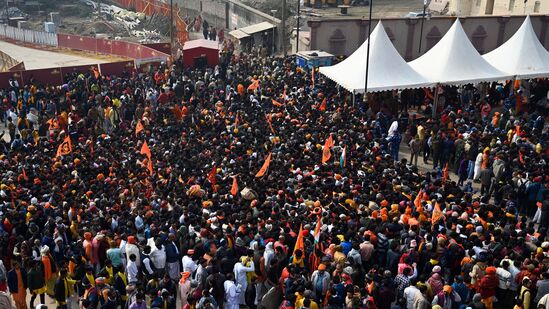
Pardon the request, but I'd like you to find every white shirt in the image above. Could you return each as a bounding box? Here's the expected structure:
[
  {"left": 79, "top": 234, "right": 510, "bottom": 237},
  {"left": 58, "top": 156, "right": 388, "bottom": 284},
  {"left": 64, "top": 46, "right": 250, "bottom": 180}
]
[
  {"left": 496, "top": 267, "right": 512, "bottom": 290},
  {"left": 182, "top": 255, "right": 197, "bottom": 274},
  {"left": 404, "top": 285, "right": 420, "bottom": 309},
  {"left": 126, "top": 260, "right": 138, "bottom": 283},
  {"left": 150, "top": 245, "right": 167, "bottom": 270}
]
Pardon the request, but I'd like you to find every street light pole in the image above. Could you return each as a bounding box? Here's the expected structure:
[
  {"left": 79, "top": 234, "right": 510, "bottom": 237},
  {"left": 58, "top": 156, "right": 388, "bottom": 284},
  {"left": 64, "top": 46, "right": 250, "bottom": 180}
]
[
  {"left": 296, "top": 0, "right": 300, "bottom": 53},
  {"left": 282, "top": 0, "right": 287, "bottom": 56},
  {"left": 170, "top": 0, "right": 174, "bottom": 56},
  {"left": 418, "top": 0, "right": 427, "bottom": 56},
  {"left": 364, "top": 0, "right": 373, "bottom": 100},
  {"left": 271, "top": 10, "right": 277, "bottom": 55}
]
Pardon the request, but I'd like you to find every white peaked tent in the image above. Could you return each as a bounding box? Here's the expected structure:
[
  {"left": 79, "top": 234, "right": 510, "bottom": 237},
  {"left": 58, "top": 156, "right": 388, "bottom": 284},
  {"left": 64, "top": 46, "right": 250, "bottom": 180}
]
[
  {"left": 319, "top": 21, "right": 432, "bottom": 93},
  {"left": 484, "top": 16, "right": 549, "bottom": 79},
  {"left": 409, "top": 19, "right": 512, "bottom": 84}
]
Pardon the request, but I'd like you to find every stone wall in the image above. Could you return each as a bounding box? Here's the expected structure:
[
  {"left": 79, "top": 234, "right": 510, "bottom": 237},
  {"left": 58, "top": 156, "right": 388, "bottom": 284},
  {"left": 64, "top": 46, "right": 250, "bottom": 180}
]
[{"left": 308, "top": 15, "right": 549, "bottom": 60}]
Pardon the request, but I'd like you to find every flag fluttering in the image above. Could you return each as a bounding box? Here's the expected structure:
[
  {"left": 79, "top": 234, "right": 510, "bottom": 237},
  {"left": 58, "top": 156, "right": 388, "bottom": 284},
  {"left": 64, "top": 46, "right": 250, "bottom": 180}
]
[
  {"left": 255, "top": 153, "right": 272, "bottom": 178},
  {"left": 135, "top": 120, "right": 144, "bottom": 135},
  {"left": 231, "top": 176, "right": 238, "bottom": 196},
  {"left": 322, "top": 135, "right": 333, "bottom": 164},
  {"left": 56, "top": 136, "right": 73, "bottom": 158}
]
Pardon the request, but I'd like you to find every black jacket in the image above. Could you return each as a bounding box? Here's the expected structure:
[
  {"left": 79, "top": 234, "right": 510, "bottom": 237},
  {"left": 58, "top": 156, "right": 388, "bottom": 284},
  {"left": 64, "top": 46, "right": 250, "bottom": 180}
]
[{"left": 7, "top": 268, "right": 27, "bottom": 293}]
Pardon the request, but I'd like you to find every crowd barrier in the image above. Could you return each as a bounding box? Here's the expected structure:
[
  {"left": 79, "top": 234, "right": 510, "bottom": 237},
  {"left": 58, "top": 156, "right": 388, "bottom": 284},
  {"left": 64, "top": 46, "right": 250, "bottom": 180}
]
[
  {"left": 0, "top": 59, "right": 141, "bottom": 89},
  {"left": 56, "top": 33, "right": 170, "bottom": 61}
]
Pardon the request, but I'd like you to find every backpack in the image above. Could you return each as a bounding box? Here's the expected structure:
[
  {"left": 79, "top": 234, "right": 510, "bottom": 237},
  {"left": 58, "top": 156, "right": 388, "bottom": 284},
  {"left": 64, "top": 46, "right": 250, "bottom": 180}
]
[{"left": 517, "top": 179, "right": 528, "bottom": 198}]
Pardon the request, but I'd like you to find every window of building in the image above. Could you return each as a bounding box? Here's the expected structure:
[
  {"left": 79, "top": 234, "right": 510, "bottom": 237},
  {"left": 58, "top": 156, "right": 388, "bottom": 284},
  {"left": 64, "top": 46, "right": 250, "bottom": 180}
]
[
  {"left": 485, "top": 0, "right": 495, "bottom": 14},
  {"left": 509, "top": 0, "right": 515, "bottom": 11},
  {"left": 476, "top": 0, "right": 481, "bottom": 7},
  {"left": 534, "top": 1, "right": 541, "bottom": 13}
]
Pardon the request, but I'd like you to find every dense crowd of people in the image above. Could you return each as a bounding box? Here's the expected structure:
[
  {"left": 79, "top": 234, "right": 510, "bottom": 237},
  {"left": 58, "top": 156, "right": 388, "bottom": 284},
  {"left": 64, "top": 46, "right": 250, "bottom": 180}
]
[{"left": 0, "top": 44, "right": 547, "bottom": 309}]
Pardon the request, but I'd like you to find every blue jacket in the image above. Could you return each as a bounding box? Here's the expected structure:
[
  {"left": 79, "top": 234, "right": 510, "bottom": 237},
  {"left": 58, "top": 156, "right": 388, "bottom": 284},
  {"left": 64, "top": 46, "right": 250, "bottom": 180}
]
[
  {"left": 7, "top": 268, "right": 27, "bottom": 293},
  {"left": 164, "top": 242, "right": 180, "bottom": 264}
]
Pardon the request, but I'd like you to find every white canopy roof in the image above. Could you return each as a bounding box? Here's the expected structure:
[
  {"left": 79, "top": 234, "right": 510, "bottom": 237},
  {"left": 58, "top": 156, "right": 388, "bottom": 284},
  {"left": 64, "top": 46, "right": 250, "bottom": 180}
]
[
  {"left": 483, "top": 16, "right": 549, "bottom": 79},
  {"left": 409, "top": 19, "right": 512, "bottom": 85},
  {"left": 319, "top": 21, "right": 432, "bottom": 93}
]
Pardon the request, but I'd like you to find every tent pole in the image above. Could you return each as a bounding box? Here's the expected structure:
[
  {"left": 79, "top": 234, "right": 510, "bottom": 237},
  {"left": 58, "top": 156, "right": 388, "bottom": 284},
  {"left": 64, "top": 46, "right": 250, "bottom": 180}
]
[
  {"left": 432, "top": 84, "right": 439, "bottom": 119},
  {"left": 363, "top": 0, "right": 373, "bottom": 101}
]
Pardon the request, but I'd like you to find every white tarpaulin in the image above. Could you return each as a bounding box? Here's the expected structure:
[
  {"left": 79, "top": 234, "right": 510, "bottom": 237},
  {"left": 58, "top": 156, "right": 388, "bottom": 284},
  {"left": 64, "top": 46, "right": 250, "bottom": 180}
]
[
  {"left": 319, "top": 21, "right": 432, "bottom": 93},
  {"left": 483, "top": 16, "right": 549, "bottom": 79},
  {"left": 409, "top": 19, "right": 512, "bottom": 84}
]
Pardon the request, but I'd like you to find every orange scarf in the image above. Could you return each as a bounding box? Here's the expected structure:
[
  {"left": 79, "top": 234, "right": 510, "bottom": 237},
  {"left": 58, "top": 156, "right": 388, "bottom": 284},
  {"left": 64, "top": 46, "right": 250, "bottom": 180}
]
[{"left": 42, "top": 256, "right": 52, "bottom": 280}]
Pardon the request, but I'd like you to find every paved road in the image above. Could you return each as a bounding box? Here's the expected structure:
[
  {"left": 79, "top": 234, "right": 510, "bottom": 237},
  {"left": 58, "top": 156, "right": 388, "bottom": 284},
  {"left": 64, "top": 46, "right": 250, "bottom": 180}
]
[{"left": 0, "top": 40, "right": 108, "bottom": 70}]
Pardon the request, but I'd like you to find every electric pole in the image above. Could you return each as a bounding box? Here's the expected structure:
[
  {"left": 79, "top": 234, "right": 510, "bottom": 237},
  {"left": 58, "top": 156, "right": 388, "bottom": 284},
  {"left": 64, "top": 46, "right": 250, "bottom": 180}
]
[
  {"left": 296, "top": 0, "right": 300, "bottom": 53},
  {"left": 170, "top": 0, "right": 174, "bottom": 56},
  {"left": 282, "top": 0, "right": 287, "bottom": 56}
]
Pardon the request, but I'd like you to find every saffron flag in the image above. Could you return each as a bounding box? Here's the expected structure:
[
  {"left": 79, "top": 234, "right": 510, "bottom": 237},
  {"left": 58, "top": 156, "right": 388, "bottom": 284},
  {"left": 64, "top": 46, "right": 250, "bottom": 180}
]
[
  {"left": 234, "top": 112, "right": 239, "bottom": 128},
  {"left": 231, "top": 176, "right": 238, "bottom": 196},
  {"left": 56, "top": 136, "right": 72, "bottom": 158},
  {"left": 319, "top": 98, "right": 327, "bottom": 112},
  {"left": 247, "top": 79, "right": 259, "bottom": 91},
  {"left": 311, "top": 67, "right": 315, "bottom": 87},
  {"left": 272, "top": 99, "right": 284, "bottom": 107},
  {"left": 172, "top": 106, "right": 183, "bottom": 121},
  {"left": 255, "top": 153, "right": 272, "bottom": 178},
  {"left": 414, "top": 190, "right": 423, "bottom": 209},
  {"left": 92, "top": 66, "right": 100, "bottom": 79},
  {"left": 432, "top": 202, "right": 443, "bottom": 226},
  {"left": 442, "top": 163, "right": 449, "bottom": 182},
  {"left": 519, "top": 151, "right": 525, "bottom": 165},
  {"left": 140, "top": 140, "right": 151, "bottom": 159},
  {"left": 340, "top": 145, "right": 347, "bottom": 168},
  {"left": 293, "top": 224, "right": 304, "bottom": 256},
  {"left": 207, "top": 165, "right": 217, "bottom": 191},
  {"left": 135, "top": 120, "right": 144, "bottom": 135},
  {"left": 140, "top": 140, "right": 153, "bottom": 175},
  {"left": 313, "top": 217, "right": 321, "bottom": 244},
  {"left": 322, "top": 135, "right": 333, "bottom": 164},
  {"left": 47, "top": 117, "right": 59, "bottom": 130},
  {"left": 266, "top": 113, "right": 275, "bottom": 134}
]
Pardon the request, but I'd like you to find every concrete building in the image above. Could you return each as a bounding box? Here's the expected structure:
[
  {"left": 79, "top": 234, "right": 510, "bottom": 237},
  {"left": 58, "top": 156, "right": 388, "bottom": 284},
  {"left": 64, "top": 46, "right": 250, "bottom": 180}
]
[
  {"left": 448, "top": 0, "right": 548, "bottom": 16},
  {"left": 307, "top": 15, "right": 549, "bottom": 60}
]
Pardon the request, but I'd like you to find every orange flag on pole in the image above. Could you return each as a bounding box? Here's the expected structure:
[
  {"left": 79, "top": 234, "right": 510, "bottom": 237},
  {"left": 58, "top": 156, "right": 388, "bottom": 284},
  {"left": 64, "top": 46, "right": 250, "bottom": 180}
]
[
  {"left": 247, "top": 79, "right": 259, "bottom": 91},
  {"left": 266, "top": 113, "right": 275, "bottom": 134},
  {"left": 414, "top": 190, "right": 423, "bottom": 209},
  {"left": 207, "top": 165, "right": 217, "bottom": 191},
  {"left": 231, "top": 176, "right": 238, "bottom": 196},
  {"left": 140, "top": 140, "right": 151, "bottom": 158},
  {"left": 319, "top": 98, "right": 327, "bottom": 112},
  {"left": 140, "top": 140, "right": 153, "bottom": 174},
  {"left": 56, "top": 136, "right": 73, "bottom": 158},
  {"left": 311, "top": 67, "right": 315, "bottom": 87},
  {"left": 321, "top": 135, "right": 333, "bottom": 164},
  {"left": 255, "top": 153, "right": 272, "bottom": 178},
  {"left": 47, "top": 117, "right": 59, "bottom": 130},
  {"left": 432, "top": 202, "right": 443, "bottom": 226},
  {"left": 293, "top": 224, "right": 305, "bottom": 256},
  {"left": 135, "top": 120, "right": 144, "bottom": 135},
  {"left": 442, "top": 163, "right": 449, "bottom": 182},
  {"left": 272, "top": 99, "right": 284, "bottom": 107}
]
